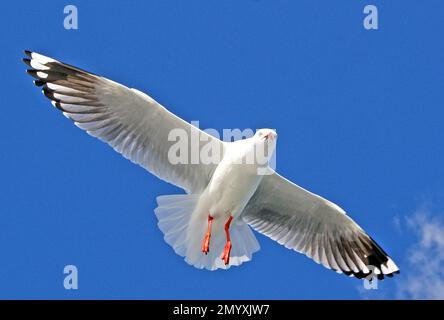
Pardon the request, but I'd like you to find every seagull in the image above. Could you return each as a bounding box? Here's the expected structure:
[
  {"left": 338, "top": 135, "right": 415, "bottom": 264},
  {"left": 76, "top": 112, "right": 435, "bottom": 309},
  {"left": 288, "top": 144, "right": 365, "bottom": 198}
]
[{"left": 23, "top": 51, "right": 400, "bottom": 279}]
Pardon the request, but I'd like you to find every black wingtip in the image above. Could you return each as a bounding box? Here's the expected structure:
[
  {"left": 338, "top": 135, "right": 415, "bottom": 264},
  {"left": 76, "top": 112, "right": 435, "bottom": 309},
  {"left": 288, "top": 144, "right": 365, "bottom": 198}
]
[
  {"left": 53, "top": 101, "right": 64, "bottom": 111},
  {"left": 26, "top": 69, "right": 39, "bottom": 78},
  {"left": 42, "top": 86, "right": 60, "bottom": 102},
  {"left": 24, "top": 50, "right": 32, "bottom": 57},
  {"left": 33, "top": 80, "right": 45, "bottom": 87},
  {"left": 22, "top": 58, "right": 32, "bottom": 67}
]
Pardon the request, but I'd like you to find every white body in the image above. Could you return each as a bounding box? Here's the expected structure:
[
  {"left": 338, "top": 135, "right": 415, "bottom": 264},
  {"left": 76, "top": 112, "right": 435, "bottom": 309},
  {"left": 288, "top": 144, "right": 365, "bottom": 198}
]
[
  {"left": 207, "top": 139, "right": 264, "bottom": 221},
  {"left": 183, "top": 136, "right": 275, "bottom": 269}
]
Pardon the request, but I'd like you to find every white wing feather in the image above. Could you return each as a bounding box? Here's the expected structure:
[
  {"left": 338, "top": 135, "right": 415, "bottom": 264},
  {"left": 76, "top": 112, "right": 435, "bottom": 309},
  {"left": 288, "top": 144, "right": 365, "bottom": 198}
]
[
  {"left": 242, "top": 173, "right": 400, "bottom": 279},
  {"left": 24, "top": 51, "right": 224, "bottom": 193}
]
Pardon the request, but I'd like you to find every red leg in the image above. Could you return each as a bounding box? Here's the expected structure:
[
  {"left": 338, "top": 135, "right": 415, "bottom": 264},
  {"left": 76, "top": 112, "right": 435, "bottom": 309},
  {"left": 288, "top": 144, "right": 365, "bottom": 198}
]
[
  {"left": 221, "top": 215, "right": 233, "bottom": 265},
  {"left": 201, "top": 215, "right": 213, "bottom": 254}
]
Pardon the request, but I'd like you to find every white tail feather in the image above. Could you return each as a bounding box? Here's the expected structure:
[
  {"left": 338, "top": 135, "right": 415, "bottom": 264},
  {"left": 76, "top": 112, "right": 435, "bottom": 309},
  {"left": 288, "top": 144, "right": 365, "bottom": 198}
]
[{"left": 155, "top": 194, "right": 260, "bottom": 270}]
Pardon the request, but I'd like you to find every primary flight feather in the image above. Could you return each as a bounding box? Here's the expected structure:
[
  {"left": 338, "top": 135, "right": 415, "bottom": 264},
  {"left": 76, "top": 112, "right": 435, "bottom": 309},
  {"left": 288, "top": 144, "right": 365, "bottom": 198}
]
[{"left": 23, "top": 51, "right": 399, "bottom": 279}]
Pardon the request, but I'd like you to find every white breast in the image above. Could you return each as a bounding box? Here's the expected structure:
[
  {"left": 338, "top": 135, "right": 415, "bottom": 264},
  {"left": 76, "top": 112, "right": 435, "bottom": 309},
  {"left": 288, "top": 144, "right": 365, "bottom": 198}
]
[{"left": 206, "top": 140, "right": 264, "bottom": 220}]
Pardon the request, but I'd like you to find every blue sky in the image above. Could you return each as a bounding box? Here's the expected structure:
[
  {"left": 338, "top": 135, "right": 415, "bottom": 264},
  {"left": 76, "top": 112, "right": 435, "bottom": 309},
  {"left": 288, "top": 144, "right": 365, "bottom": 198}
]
[{"left": 1, "top": 0, "right": 444, "bottom": 299}]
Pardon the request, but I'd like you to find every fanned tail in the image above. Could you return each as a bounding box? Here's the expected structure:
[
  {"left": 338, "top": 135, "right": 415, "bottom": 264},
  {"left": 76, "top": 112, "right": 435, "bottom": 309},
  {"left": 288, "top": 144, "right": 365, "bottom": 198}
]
[{"left": 155, "top": 194, "right": 260, "bottom": 270}]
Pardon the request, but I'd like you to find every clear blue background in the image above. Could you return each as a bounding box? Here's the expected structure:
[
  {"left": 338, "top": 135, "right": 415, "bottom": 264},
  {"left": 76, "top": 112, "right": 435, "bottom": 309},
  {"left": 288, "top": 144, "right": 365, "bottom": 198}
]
[{"left": 0, "top": 0, "right": 443, "bottom": 299}]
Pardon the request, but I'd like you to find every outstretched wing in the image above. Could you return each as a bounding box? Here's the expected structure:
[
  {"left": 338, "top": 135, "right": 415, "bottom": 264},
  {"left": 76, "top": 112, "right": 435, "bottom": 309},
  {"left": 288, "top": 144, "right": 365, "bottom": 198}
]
[
  {"left": 23, "top": 51, "right": 224, "bottom": 193},
  {"left": 242, "top": 173, "right": 400, "bottom": 279}
]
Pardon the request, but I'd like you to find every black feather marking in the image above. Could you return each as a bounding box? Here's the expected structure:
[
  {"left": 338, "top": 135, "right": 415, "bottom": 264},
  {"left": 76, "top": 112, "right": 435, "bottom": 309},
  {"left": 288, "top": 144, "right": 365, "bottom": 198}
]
[
  {"left": 365, "top": 242, "right": 388, "bottom": 269},
  {"left": 51, "top": 79, "right": 95, "bottom": 92},
  {"left": 368, "top": 236, "right": 390, "bottom": 261},
  {"left": 34, "top": 70, "right": 69, "bottom": 82},
  {"left": 27, "top": 69, "right": 40, "bottom": 79},
  {"left": 34, "top": 80, "right": 46, "bottom": 87},
  {"left": 42, "top": 87, "right": 60, "bottom": 102},
  {"left": 23, "top": 58, "right": 32, "bottom": 67},
  {"left": 53, "top": 102, "right": 64, "bottom": 112},
  {"left": 44, "top": 60, "right": 98, "bottom": 78}
]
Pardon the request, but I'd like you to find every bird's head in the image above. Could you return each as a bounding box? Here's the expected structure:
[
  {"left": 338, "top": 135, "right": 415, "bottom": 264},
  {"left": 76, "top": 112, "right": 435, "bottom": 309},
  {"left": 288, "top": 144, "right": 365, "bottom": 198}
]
[
  {"left": 254, "top": 128, "right": 277, "bottom": 142},
  {"left": 253, "top": 128, "right": 277, "bottom": 162}
]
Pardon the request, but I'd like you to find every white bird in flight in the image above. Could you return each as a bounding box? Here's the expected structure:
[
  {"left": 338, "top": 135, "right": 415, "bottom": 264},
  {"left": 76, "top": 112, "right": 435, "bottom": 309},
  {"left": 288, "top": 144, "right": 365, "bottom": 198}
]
[{"left": 23, "top": 51, "right": 400, "bottom": 280}]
